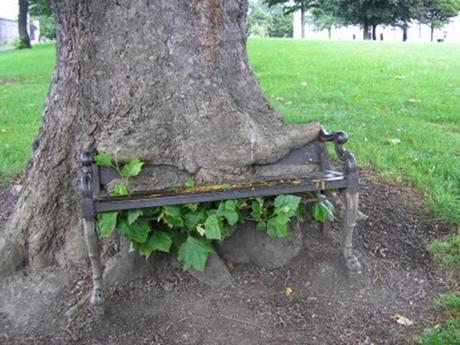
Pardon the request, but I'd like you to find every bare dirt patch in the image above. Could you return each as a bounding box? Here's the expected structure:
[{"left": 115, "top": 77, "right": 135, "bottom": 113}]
[{"left": 0, "top": 174, "right": 452, "bottom": 345}]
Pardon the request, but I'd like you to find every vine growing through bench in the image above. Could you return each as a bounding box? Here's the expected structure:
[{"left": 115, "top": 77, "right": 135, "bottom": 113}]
[{"left": 95, "top": 153, "right": 335, "bottom": 272}]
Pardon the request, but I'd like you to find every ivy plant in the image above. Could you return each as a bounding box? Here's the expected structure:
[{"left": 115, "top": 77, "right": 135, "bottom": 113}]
[{"left": 95, "top": 153, "right": 335, "bottom": 272}]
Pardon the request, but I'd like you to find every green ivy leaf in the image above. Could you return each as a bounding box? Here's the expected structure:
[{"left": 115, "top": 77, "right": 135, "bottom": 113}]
[
  {"left": 204, "top": 214, "right": 223, "bottom": 240},
  {"left": 160, "top": 206, "right": 184, "bottom": 228},
  {"left": 184, "top": 177, "right": 195, "bottom": 188},
  {"left": 177, "top": 236, "right": 215, "bottom": 271},
  {"left": 266, "top": 213, "right": 290, "bottom": 238},
  {"left": 127, "top": 209, "right": 143, "bottom": 225},
  {"left": 139, "top": 231, "right": 173, "bottom": 258},
  {"left": 112, "top": 183, "right": 130, "bottom": 196},
  {"left": 256, "top": 221, "right": 267, "bottom": 231},
  {"left": 312, "top": 200, "right": 335, "bottom": 223},
  {"left": 250, "top": 198, "right": 264, "bottom": 221},
  {"left": 95, "top": 153, "right": 113, "bottom": 167},
  {"left": 118, "top": 218, "right": 150, "bottom": 243},
  {"left": 296, "top": 201, "right": 306, "bottom": 222},
  {"left": 184, "top": 210, "right": 206, "bottom": 231},
  {"left": 274, "top": 195, "right": 301, "bottom": 217},
  {"left": 216, "top": 201, "right": 239, "bottom": 225},
  {"left": 97, "top": 212, "right": 118, "bottom": 237},
  {"left": 120, "top": 158, "right": 144, "bottom": 178},
  {"left": 184, "top": 203, "right": 199, "bottom": 212}
]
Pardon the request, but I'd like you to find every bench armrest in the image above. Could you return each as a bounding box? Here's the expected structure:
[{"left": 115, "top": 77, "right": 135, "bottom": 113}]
[{"left": 319, "top": 126, "right": 359, "bottom": 192}]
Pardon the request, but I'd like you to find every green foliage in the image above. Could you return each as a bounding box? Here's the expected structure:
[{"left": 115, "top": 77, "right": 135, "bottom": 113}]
[
  {"left": 418, "top": 0, "right": 460, "bottom": 29},
  {"left": 95, "top": 153, "right": 113, "bottom": 167},
  {"left": 37, "top": 16, "right": 55, "bottom": 40},
  {"left": 97, "top": 212, "right": 118, "bottom": 237},
  {"left": 120, "top": 158, "right": 144, "bottom": 178},
  {"left": 177, "top": 236, "right": 215, "bottom": 271},
  {"left": 312, "top": 199, "right": 335, "bottom": 223},
  {"left": 95, "top": 154, "right": 334, "bottom": 271},
  {"left": 112, "top": 183, "right": 129, "bottom": 196},
  {"left": 421, "top": 293, "right": 460, "bottom": 345},
  {"left": 248, "top": 0, "right": 293, "bottom": 38},
  {"left": 95, "top": 153, "right": 143, "bottom": 195},
  {"left": 429, "top": 233, "right": 460, "bottom": 267}
]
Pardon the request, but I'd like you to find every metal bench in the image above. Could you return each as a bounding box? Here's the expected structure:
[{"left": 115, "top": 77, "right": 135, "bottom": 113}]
[{"left": 79, "top": 126, "right": 361, "bottom": 307}]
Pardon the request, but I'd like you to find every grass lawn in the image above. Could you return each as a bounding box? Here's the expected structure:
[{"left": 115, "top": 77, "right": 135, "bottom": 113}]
[
  {"left": 0, "top": 38, "right": 459, "bottom": 344},
  {"left": 248, "top": 39, "right": 460, "bottom": 225},
  {"left": 0, "top": 44, "right": 55, "bottom": 184},
  {"left": 0, "top": 40, "right": 459, "bottom": 225}
]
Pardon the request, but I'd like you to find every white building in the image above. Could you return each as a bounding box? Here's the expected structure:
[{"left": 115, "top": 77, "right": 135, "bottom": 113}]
[
  {"left": 293, "top": 11, "right": 460, "bottom": 43},
  {"left": 0, "top": 0, "right": 40, "bottom": 45}
]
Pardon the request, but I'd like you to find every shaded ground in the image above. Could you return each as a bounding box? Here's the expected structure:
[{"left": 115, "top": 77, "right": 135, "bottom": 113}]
[{"left": 0, "top": 174, "right": 453, "bottom": 345}]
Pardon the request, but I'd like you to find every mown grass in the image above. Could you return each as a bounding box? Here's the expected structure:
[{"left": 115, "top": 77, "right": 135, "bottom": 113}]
[
  {"left": 0, "top": 43, "right": 55, "bottom": 185},
  {"left": 248, "top": 38, "right": 460, "bottom": 225},
  {"left": 0, "top": 37, "right": 459, "bottom": 345},
  {"left": 1, "top": 41, "right": 459, "bottom": 225},
  {"left": 422, "top": 293, "right": 460, "bottom": 345}
]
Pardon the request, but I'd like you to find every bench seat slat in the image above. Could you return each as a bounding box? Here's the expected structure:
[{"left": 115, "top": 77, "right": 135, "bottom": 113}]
[{"left": 94, "top": 171, "right": 347, "bottom": 213}]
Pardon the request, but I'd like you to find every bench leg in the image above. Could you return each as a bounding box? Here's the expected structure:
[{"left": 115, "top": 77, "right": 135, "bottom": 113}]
[
  {"left": 83, "top": 218, "right": 105, "bottom": 306},
  {"left": 341, "top": 190, "right": 362, "bottom": 273}
]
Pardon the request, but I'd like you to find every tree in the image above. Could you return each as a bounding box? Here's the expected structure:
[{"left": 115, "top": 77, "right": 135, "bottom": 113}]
[
  {"left": 418, "top": 0, "right": 460, "bottom": 41},
  {"left": 388, "top": 0, "right": 425, "bottom": 41},
  {"left": 268, "top": 6, "right": 293, "bottom": 37},
  {"left": 0, "top": 0, "right": 319, "bottom": 277},
  {"left": 18, "top": 0, "right": 31, "bottom": 48},
  {"left": 247, "top": 0, "right": 293, "bottom": 38},
  {"left": 265, "top": 0, "right": 315, "bottom": 38},
  {"left": 29, "top": 0, "right": 55, "bottom": 40},
  {"left": 308, "top": 0, "right": 343, "bottom": 39},
  {"left": 247, "top": 0, "right": 272, "bottom": 36},
  {"left": 332, "top": 0, "right": 394, "bottom": 40}
]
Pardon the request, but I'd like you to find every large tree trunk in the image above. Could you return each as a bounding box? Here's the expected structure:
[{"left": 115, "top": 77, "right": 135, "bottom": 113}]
[
  {"left": 402, "top": 24, "right": 408, "bottom": 42},
  {"left": 0, "top": 0, "right": 319, "bottom": 277},
  {"left": 371, "top": 24, "right": 377, "bottom": 41},
  {"left": 363, "top": 22, "right": 370, "bottom": 40},
  {"left": 18, "top": 0, "right": 31, "bottom": 49},
  {"left": 300, "top": 6, "right": 305, "bottom": 39}
]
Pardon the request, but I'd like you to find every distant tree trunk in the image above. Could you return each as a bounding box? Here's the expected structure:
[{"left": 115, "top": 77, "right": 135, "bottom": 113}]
[
  {"left": 430, "top": 23, "right": 434, "bottom": 42},
  {"left": 328, "top": 27, "right": 332, "bottom": 39},
  {"left": 18, "top": 0, "right": 31, "bottom": 49},
  {"left": 300, "top": 5, "right": 305, "bottom": 39},
  {"left": 372, "top": 24, "right": 377, "bottom": 41},
  {"left": 363, "top": 22, "right": 369, "bottom": 40},
  {"left": 0, "top": 0, "right": 319, "bottom": 277},
  {"left": 402, "top": 24, "right": 408, "bottom": 42}
]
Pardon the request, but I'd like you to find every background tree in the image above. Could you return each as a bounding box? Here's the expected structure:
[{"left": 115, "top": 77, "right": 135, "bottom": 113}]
[
  {"left": 0, "top": 0, "right": 319, "bottom": 277},
  {"left": 18, "top": 0, "right": 31, "bottom": 48},
  {"left": 265, "top": 0, "right": 315, "bottom": 38},
  {"left": 267, "top": 6, "right": 293, "bottom": 37},
  {"left": 247, "top": 0, "right": 293, "bottom": 38},
  {"left": 308, "top": 0, "right": 343, "bottom": 39},
  {"left": 418, "top": 0, "right": 460, "bottom": 41},
  {"left": 29, "top": 0, "right": 55, "bottom": 40},
  {"left": 247, "top": 0, "right": 272, "bottom": 36},
  {"left": 332, "top": 0, "right": 394, "bottom": 40}
]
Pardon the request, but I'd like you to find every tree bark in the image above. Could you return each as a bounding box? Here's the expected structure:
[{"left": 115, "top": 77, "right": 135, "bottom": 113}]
[
  {"left": 372, "top": 24, "right": 377, "bottom": 41},
  {"left": 300, "top": 5, "right": 305, "bottom": 39},
  {"left": 18, "top": 0, "right": 31, "bottom": 49},
  {"left": 0, "top": 0, "right": 319, "bottom": 277},
  {"left": 430, "top": 24, "right": 434, "bottom": 42},
  {"left": 402, "top": 25, "right": 408, "bottom": 42},
  {"left": 363, "top": 22, "right": 369, "bottom": 40}
]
